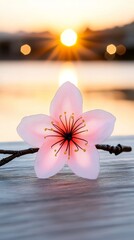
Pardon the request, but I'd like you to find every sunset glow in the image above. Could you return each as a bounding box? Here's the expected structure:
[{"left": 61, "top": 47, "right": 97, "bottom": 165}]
[{"left": 0, "top": 0, "right": 134, "bottom": 33}]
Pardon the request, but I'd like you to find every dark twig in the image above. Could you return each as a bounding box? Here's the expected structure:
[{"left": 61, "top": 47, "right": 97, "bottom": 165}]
[
  {"left": 95, "top": 144, "right": 132, "bottom": 155},
  {"left": 0, "top": 148, "right": 39, "bottom": 167},
  {"left": 0, "top": 148, "right": 39, "bottom": 155},
  {"left": 0, "top": 144, "right": 132, "bottom": 167}
]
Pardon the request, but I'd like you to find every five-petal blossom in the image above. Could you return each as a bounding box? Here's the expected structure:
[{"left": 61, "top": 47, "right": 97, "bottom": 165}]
[{"left": 17, "top": 82, "right": 116, "bottom": 179}]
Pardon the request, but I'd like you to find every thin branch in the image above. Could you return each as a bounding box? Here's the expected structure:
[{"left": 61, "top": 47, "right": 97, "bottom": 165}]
[
  {"left": 0, "top": 148, "right": 39, "bottom": 167},
  {"left": 95, "top": 144, "right": 132, "bottom": 155},
  {"left": 0, "top": 148, "right": 39, "bottom": 155},
  {"left": 0, "top": 144, "right": 132, "bottom": 167}
]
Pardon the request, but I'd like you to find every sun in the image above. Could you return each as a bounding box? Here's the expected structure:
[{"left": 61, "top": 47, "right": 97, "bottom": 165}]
[{"left": 60, "top": 29, "right": 78, "bottom": 47}]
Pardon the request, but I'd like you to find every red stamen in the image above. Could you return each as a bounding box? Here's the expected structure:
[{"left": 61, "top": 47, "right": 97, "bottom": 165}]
[{"left": 44, "top": 113, "right": 88, "bottom": 158}]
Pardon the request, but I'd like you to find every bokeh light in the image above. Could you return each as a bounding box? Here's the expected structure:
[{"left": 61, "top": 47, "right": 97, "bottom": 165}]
[
  {"left": 20, "top": 44, "right": 31, "bottom": 55},
  {"left": 116, "top": 44, "right": 126, "bottom": 55},
  {"left": 106, "top": 44, "right": 116, "bottom": 55}
]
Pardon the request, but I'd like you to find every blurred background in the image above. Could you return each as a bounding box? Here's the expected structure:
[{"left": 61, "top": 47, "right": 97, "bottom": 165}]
[{"left": 0, "top": 0, "right": 134, "bottom": 141}]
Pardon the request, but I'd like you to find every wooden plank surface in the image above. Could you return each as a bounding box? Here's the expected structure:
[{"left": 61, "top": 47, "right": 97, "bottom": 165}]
[{"left": 0, "top": 136, "right": 134, "bottom": 240}]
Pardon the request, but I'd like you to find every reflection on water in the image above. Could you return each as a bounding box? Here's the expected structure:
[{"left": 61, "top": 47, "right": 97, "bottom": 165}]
[
  {"left": 0, "top": 61, "right": 134, "bottom": 141},
  {"left": 59, "top": 63, "right": 78, "bottom": 86}
]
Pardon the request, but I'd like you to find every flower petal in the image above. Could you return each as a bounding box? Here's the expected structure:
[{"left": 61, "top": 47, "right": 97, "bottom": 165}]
[
  {"left": 68, "top": 146, "right": 99, "bottom": 179},
  {"left": 50, "top": 82, "right": 83, "bottom": 120},
  {"left": 34, "top": 139, "right": 66, "bottom": 178},
  {"left": 17, "top": 114, "right": 51, "bottom": 147},
  {"left": 82, "top": 110, "right": 116, "bottom": 144}
]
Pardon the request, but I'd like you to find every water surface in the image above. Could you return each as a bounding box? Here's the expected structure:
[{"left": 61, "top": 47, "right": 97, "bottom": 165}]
[{"left": 0, "top": 61, "right": 134, "bottom": 141}]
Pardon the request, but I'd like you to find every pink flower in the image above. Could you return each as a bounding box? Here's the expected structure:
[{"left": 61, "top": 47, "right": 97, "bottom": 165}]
[{"left": 17, "top": 82, "right": 115, "bottom": 179}]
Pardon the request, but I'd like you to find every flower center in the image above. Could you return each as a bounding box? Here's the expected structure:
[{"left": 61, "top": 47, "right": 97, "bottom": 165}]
[
  {"left": 64, "top": 132, "right": 72, "bottom": 141},
  {"left": 44, "top": 112, "right": 88, "bottom": 159}
]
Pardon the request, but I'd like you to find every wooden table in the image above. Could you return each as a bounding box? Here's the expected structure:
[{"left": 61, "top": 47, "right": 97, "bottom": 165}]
[{"left": 0, "top": 136, "right": 133, "bottom": 240}]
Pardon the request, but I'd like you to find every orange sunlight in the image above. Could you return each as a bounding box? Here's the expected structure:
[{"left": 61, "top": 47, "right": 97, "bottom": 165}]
[{"left": 33, "top": 29, "right": 100, "bottom": 61}]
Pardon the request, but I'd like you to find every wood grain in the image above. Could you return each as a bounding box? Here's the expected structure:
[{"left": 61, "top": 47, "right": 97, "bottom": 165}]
[{"left": 0, "top": 136, "right": 134, "bottom": 240}]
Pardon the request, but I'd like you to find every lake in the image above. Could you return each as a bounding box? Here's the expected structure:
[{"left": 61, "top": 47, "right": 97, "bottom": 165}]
[{"left": 0, "top": 61, "right": 134, "bottom": 141}]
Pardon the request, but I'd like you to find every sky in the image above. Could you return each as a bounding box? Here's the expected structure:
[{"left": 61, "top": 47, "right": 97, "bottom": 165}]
[{"left": 0, "top": 0, "right": 134, "bottom": 33}]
